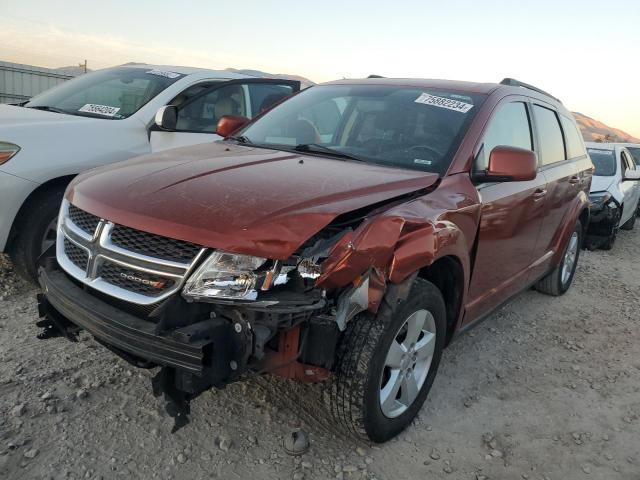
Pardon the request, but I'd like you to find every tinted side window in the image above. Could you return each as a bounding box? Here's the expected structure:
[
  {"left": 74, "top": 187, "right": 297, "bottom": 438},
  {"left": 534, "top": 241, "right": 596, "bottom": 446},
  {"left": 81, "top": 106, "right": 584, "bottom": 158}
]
[
  {"left": 533, "top": 105, "right": 566, "bottom": 165},
  {"left": 476, "top": 102, "right": 532, "bottom": 171},
  {"left": 248, "top": 84, "right": 294, "bottom": 116},
  {"left": 622, "top": 151, "right": 635, "bottom": 171},
  {"left": 560, "top": 115, "right": 587, "bottom": 158},
  {"left": 626, "top": 147, "right": 640, "bottom": 166},
  {"left": 175, "top": 84, "right": 247, "bottom": 133}
]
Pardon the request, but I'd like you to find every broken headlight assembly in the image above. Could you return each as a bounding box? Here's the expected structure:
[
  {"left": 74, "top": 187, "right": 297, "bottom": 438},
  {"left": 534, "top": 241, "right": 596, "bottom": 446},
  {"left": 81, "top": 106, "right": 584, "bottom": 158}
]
[
  {"left": 588, "top": 192, "right": 614, "bottom": 211},
  {"left": 182, "top": 251, "right": 267, "bottom": 301}
]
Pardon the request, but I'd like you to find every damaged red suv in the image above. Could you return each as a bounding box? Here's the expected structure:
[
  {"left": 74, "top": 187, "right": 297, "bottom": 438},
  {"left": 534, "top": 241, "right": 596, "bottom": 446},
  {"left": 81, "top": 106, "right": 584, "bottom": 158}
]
[{"left": 37, "top": 77, "right": 592, "bottom": 442}]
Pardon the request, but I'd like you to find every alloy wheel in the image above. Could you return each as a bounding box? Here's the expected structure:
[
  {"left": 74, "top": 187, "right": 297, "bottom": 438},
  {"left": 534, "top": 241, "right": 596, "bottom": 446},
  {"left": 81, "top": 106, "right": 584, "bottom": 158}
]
[
  {"left": 379, "top": 309, "right": 436, "bottom": 418},
  {"left": 561, "top": 231, "right": 579, "bottom": 286}
]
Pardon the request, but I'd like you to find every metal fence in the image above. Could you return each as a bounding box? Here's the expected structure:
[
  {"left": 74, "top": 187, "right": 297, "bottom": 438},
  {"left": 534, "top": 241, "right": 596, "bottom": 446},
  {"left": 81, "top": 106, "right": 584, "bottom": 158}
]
[{"left": 0, "top": 61, "right": 79, "bottom": 104}]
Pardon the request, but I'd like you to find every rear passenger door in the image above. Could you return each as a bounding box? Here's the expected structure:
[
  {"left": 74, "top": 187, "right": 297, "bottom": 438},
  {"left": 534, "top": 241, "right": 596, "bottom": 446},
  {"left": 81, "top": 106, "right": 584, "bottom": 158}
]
[
  {"left": 527, "top": 107, "right": 588, "bottom": 282},
  {"left": 466, "top": 100, "right": 548, "bottom": 322}
]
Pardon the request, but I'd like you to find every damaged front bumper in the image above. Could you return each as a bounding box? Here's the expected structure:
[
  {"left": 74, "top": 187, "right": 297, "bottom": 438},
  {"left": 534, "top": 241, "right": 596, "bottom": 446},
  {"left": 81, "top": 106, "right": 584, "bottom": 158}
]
[
  {"left": 37, "top": 258, "right": 338, "bottom": 387},
  {"left": 37, "top": 259, "right": 340, "bottom": 430},
  {"left": 39, "top": 267, "right": 217, "bottom": 374},
  {"left": 586, "top": 193, "right": 621, "bottom": 245}
]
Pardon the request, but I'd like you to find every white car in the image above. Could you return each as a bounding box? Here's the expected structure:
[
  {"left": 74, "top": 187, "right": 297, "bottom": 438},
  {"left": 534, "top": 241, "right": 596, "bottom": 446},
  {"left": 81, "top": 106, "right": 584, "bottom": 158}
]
[
  {"left": 585, "top": 142, "right": 640, "bottom": 249},
  {"left": 0, "top": 64, "right": 300, "bottom": 280},
  {"left": 617, "top": 143, "right": 640, "bottom": 168}
]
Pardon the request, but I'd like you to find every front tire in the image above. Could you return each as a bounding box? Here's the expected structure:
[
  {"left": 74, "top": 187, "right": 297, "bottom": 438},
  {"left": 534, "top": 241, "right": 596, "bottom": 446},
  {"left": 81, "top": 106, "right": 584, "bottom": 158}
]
[
  {"left": 329, "top": 278, "right": 446, "bottom": 442},
  {"left": 621, "top": 211, "right": 636, "bottom": 231},
  {"left": 8, "top": 185, "right": 65, "bottom": 284},
  {"left": 600, "top": 222, "right": 618, "bottom": 250},
  {"left": 535, "top": 220, "right": 582, "bottom": 296}
]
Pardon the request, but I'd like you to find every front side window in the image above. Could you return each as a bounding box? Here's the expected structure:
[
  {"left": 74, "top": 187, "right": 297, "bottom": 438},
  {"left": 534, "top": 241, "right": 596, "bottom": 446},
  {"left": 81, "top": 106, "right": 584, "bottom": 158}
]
[
  {"left": 533, "top": 105, "right": 566, "bottom": 165},
  {"left": 238, "top": 85, "right": 486, "bottom": 174},
  {"left": 587, "top": 148, "right": 616, "bottom": 176},
  {"left": 175, "top": 84, "right": 247, "bottom": 133},
  {"left": 248, "top": 84, "right": 295, "bottom": 116},
  {"left": 560, "top": 115, "right": 587, "bottom": 159},
  {"left": 626, "top": 147, "right": 640, "bottom": 166},
  {"left": 621, "top": 151, "right": 635, "bottom": 171},
  {"left": 476, "top": 102, "right": 532, "bottom": 171},
  {"left": 25, "top": 67, "right": 184, "bottom": 119}
]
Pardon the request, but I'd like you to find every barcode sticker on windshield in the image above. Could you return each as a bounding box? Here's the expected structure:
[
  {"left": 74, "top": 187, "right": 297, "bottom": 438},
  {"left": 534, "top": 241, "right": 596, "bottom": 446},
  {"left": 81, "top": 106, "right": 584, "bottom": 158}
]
[
  {"left": 78, "top": 104, "right": 121, "bottom": 117},
  {"left": 415, "top": 93, "right": 473, "bottom": 113},
  {"left": 146, "top": 69, "right": 180, "bottom": 79}
]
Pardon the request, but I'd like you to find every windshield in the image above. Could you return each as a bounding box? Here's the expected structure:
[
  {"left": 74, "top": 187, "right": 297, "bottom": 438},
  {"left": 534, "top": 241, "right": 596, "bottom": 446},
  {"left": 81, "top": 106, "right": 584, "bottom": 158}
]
[
  {"left": 587, "top": 148, "right": 616, "bottom": 176},
  {"left": 25, "top": 67, "right": 185, "bottom": 119},
  {"left": 626, "top": 147, "right": 640, "bottom": 166},
  {"left": 238, "top": 84, "right": 485, "bottom": 174}
]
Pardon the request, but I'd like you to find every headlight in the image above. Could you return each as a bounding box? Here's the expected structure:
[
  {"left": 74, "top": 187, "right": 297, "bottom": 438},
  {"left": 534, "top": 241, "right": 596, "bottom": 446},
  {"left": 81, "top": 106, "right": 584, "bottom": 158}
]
[
  {"left": 589, "top": 192, "right": 613, "bottom": 209},
  {"left": 0, "top": 142, "right": 20, "bottom": 165},
  {"left": 182, "top": 251, "right": 266, "bottom": 301}
]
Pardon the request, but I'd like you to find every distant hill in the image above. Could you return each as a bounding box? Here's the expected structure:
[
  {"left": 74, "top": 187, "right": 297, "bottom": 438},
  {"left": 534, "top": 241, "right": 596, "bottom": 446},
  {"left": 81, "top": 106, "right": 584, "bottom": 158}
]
[{"left": 572, "top": 112, "right": 639, "bottom": 143}]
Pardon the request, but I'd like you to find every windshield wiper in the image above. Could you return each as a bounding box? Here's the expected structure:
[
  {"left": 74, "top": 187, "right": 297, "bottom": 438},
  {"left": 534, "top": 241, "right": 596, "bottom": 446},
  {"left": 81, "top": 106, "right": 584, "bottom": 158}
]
[
  {"left": 293, "top": 143, "right": 365, "bottom": 162},
  {"left": 26, "top": 105, "right": 67, "bottom": 114},
  {"left": 227, "top": 135, "right": 253, "bottom": 144}
]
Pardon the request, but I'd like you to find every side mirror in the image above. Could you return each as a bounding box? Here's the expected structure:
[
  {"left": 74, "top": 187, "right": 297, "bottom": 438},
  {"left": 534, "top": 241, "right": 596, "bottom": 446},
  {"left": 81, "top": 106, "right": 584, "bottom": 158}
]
[
  {"left": 480, "top": 145, "right": 538, "bottom": 182},
  {"left": 623, "top": 168, "right": 640, "bottom": 181},
  {"left": 216, "top": 115, "right": 250, "bottom": 138},
  {"left": 155, "top": 106, "right": 177, "bottom": 130}
]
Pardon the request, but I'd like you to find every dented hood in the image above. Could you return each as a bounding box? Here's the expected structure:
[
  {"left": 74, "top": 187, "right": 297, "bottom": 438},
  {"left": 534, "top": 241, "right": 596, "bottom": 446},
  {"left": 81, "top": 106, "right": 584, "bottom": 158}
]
[{"left": 68, "top": 142, "right": 439, "bottom": 259}]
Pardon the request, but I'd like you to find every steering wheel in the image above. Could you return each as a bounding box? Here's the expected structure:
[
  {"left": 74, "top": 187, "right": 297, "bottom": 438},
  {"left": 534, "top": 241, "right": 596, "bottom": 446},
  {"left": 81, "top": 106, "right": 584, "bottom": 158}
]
[{"left": 407, "top": 145, "right": 442, "bottom": 159}]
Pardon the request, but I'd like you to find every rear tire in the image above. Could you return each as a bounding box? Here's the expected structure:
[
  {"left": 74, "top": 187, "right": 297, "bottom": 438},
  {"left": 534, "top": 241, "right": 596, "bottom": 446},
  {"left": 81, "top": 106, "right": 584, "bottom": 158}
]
[
  {"left": 8, "top": 185, "right": 66, "bottom": 284},
  {"left": 535, "top": 220, "right": 582, "bottom": 296},
  {"left": 329, "top": 277, "right": 446, "bottom": 443}
]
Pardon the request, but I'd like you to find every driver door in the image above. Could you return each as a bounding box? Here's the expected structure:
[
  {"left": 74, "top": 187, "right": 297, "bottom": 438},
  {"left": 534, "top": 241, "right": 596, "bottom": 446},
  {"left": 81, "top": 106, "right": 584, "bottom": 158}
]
[
  {"left": 465, "top": 100, "right": 548, "bottom": 323},
  {"left": 150, "top": 79, "right": 300, "bottom": 152}
]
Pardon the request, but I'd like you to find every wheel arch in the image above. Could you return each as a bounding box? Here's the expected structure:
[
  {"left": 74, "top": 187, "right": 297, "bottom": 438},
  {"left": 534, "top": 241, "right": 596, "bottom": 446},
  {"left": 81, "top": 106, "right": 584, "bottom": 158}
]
[
  {"left": 417, "top": 255, "right": 465, "bottom": 346},
  {"left": 7, "top": 174, "right": 75, "bottom": 249},
  {"left": 578, "top": 206, "right": 590, "bottom": 244}
]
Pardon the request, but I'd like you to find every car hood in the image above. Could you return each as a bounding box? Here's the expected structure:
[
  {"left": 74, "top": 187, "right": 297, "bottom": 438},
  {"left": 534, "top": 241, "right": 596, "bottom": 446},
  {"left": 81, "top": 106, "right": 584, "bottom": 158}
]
[
  {"left": 68, "top": 142, "right": 439, "bottom": 259},
  {"left": 0, "top": 104, "right": 98, "bottom": 128},
  {"left": 590, "top": 175, "right": 615, "bottom": 194}
]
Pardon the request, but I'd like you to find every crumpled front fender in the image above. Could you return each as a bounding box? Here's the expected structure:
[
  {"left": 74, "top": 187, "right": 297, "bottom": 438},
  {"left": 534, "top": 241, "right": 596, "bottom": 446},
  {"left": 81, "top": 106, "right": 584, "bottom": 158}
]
[{"left": 317, "top": 213, "right": 471, "bottom": 313}]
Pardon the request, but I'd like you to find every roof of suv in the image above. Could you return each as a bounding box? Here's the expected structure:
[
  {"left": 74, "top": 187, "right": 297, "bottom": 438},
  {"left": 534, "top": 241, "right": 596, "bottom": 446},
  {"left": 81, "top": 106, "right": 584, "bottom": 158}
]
[
  {"left": 324, "top": 77, "right": 565, "bottom": 108},
  {"left": 325, "top": 78, "right": 498, "bottom": 94}
]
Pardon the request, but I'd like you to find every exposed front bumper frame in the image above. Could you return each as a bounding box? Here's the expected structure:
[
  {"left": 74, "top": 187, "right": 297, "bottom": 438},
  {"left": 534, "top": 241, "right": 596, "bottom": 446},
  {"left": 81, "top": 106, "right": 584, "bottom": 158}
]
[{"left": 38, "top": 266, "right": 211, "bottom": 374}]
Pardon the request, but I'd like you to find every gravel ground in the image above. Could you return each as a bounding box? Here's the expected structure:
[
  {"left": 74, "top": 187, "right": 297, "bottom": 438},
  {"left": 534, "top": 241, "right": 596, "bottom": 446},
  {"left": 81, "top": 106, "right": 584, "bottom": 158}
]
[{"left": 1, "top": 227, "right": 639, "bottom": 480}]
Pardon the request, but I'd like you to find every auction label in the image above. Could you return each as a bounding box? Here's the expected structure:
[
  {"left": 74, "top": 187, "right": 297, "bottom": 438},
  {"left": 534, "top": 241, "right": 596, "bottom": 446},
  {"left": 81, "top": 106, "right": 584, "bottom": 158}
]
[
  {"left": 146, "top": 69, "right": 181, "bottom": 79},
  {"left": 415, "top": 93, "right": 473, "bottom": 113},
  {"left": 78, "top": 104, "right": 121, "bottom": 117}
]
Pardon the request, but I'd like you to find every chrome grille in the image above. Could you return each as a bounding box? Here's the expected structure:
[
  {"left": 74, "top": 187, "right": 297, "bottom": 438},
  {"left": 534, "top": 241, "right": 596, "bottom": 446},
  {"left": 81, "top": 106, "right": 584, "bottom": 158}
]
[
  {"left": 68, "top": 204, "right": 101, "bottom": 235},
  {"left": 56, "top": 200, "right": 206, "bottom": 306},
  {"left": 63, "top": 238, "right": 89, "bottom": 270},
  {"left": 110, "top": 225, "right": 201, "bottom": 263},
  {"left": 100, "top": 262, "right": 175, "bottom": 297}
]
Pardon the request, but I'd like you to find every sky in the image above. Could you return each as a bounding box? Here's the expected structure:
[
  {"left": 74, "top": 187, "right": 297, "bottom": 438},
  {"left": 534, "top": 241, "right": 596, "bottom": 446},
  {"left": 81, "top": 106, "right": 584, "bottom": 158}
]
[{"left": 1, "top": 0, "right": 639, "bottom": 137}]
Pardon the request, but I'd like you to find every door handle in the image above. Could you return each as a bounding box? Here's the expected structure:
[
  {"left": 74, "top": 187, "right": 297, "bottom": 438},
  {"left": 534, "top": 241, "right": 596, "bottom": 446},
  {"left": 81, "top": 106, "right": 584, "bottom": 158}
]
[
  {"left": 569, "top": 175, "right": 580, "bottom": 184},
  {"left": 532, "top": 188, "right": 547, "bottom": 200}
]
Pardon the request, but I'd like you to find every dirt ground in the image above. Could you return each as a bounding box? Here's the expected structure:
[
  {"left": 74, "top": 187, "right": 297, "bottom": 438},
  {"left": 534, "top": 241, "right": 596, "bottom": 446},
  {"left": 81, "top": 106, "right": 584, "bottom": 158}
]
[{"left": 1, "top": 228, "right": 639, "bottom": 480}]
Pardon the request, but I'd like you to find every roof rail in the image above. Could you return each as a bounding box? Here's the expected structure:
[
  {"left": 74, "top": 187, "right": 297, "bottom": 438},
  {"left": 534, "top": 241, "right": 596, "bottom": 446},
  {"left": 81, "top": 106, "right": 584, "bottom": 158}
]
[
  {"left": 367, "top": 74, "right": 385, "bottom": 78},
  {"left": 500, "top": 78, "right": 561, "bottom": 103}
]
